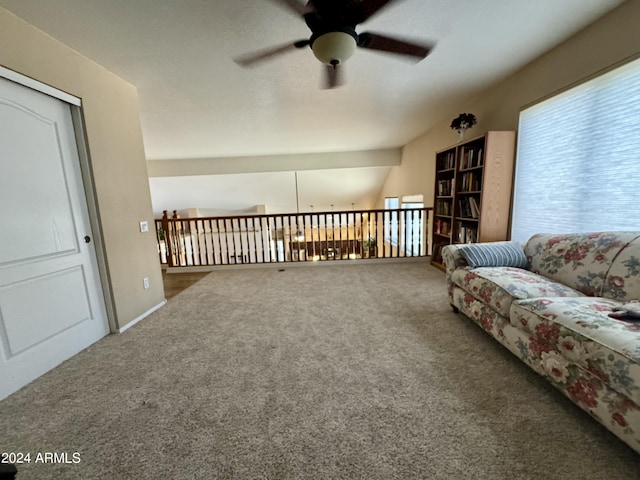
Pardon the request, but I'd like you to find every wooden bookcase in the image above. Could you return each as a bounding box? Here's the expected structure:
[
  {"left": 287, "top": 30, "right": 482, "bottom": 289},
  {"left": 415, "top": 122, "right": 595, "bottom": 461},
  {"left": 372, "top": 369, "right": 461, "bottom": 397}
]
[{"left": 431, "top": 131, "right": 516, "bottom": 270}]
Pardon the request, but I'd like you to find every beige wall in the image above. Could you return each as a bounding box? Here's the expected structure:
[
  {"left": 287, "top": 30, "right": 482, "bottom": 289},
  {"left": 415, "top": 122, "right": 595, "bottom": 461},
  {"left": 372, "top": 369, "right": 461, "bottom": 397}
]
[
  {"left": 377, "top": 0, "right": 640, "bottom": 231},
  {"left": 0, "top": 8, "right": 165, "bottom": 330}
]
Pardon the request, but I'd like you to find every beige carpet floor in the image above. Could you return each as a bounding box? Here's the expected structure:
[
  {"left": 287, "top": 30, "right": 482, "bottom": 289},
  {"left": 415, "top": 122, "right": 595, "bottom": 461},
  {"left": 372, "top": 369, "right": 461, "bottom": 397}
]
[{"left": 1, "top": 261, "right": 639, "bottom": 479}]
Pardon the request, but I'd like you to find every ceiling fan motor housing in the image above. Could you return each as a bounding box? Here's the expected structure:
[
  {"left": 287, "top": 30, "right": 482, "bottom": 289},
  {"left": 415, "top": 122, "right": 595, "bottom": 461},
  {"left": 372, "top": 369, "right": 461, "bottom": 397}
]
[{"left": 310, "top": 28, "right": 358, "bottom": 66}]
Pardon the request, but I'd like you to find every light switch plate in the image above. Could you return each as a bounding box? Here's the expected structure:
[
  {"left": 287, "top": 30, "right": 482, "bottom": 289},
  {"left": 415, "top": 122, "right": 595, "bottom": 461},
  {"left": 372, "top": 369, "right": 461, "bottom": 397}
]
[{"left": 139, "top": 220, "right": 149, "bottom": 233}]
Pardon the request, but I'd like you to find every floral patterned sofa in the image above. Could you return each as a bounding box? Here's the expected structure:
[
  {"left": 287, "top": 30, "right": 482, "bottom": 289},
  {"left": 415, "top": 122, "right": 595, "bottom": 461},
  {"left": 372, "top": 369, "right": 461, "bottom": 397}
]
[{"left": 442, "top": 232, "right": 640, "bottom": 453}]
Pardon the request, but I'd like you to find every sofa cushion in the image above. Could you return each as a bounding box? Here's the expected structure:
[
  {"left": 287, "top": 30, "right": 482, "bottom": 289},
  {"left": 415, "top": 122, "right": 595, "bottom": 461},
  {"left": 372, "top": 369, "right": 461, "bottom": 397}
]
[
  {"left": 451, "top": 266, "right": 583, "bottom": 317},
  {"left": 510, "top": 297, "right": 640, "bottom": 406},
  {"left": 524, "top": 232, "right": 640, "bottom": 297},
  {"left": 602, "top": 236, "right": 640, "bottom": 301},
  {"left": 457, "top": 241, "right": 528, "bottom": 268}
]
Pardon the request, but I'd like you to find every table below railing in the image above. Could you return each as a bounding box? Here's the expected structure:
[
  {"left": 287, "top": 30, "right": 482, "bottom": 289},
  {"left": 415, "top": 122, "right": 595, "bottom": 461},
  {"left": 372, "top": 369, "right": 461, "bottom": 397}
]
[{"left": 155, "top": 207, "right": 431, "bottom": 267}]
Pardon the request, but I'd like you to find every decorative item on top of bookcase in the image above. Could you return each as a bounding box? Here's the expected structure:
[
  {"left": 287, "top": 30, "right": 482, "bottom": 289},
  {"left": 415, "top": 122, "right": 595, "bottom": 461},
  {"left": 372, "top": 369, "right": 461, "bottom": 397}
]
[
  {"left": 430, "top": 131, "right": 516, "bottom": 271},
  {"left": 450, "top": 113, "right": 477, "bottom": 142}
]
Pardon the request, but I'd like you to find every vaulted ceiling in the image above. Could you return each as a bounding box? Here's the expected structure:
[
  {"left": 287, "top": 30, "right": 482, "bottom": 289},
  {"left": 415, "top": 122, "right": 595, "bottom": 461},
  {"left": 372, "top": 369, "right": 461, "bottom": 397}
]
[{"left": 0, "top": 0, "right": 625, "bottom": 214}]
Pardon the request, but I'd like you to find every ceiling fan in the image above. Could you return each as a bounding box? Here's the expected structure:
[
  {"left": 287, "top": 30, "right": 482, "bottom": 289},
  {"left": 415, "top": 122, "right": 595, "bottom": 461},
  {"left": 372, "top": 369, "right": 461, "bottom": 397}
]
[{"left": 234, "top": 0, "right": 435, "bottom": 88}]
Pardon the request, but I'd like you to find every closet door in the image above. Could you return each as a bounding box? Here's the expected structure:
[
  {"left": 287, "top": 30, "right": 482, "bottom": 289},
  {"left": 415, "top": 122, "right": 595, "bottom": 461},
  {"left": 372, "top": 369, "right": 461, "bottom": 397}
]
[{"left": 0, "top": 76, "right": 109, "bottom": 400}]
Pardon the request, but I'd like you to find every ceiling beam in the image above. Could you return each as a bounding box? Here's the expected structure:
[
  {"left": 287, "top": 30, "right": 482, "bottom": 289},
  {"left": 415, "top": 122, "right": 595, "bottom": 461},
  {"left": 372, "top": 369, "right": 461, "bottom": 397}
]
[{"left": 147, "top": 148, "right": 401, "bottom": 177}]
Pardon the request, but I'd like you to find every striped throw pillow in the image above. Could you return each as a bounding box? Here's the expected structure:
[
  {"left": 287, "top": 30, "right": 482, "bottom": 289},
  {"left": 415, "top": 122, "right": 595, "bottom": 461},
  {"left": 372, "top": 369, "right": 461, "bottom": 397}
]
[{"left": 458, "top": 241, "right": 528, "bottom": 268}]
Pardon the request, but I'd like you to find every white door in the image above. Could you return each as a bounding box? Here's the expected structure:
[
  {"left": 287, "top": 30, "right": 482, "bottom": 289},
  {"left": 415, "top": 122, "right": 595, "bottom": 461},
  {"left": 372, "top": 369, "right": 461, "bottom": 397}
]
[{"left": 0, "top": 77, "right": 109, "bottom": 400}]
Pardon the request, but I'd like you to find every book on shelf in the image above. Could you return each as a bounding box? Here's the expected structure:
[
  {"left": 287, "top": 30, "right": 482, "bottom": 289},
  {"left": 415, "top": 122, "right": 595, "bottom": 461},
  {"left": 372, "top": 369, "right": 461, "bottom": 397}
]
[
  {"left": 458, "top": 198, "right": 479, "bottom": 219},
  {"left": 436, "top": 219, "right": 452, "bottom": 236},
  {"left": 437, "top": 152, "right": 456, "bottom": 171},
  {"left": 460, "top": 172, "right": 482, "bottom": 192},
  {"left": 437, "top": 179, "right": 453, "bottom": 196},
  {"left": 469, "top": 197, "right": 480, "bottom": 218},
  {"left": 436, "top": 199, "right": 452, "bottom": 216},
  {"left": 456, "top": 225, "right": 478, "bottom": 244},
  {"left": 459, "top": 147, "right": 484, "bottom": 170},
  {"left": 458, "top": 199, "right": 469, "bottom": 219},
  {"left": 476, "top": 148, "right": 484, "bottom": 167}
]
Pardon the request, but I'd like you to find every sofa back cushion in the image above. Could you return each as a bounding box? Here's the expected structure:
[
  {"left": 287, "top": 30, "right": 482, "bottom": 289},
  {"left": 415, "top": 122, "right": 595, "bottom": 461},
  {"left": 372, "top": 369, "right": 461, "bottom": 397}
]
[
  {"left": 524, "top": 232, "right": 640, "bottom": 298},
  {"left": 603, "top": 235, "right": 640, "bottom": 301},
  {"left": 457, "top": 241, "right": 529, "bottom": 269}
]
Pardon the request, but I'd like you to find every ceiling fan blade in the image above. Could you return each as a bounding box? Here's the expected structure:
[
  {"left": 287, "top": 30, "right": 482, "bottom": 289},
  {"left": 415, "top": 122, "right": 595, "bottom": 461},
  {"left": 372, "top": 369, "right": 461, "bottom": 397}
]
[
  {"left": 322, "top": 64, "right": 343, "bottom": 89},
  {"left": 266, "top": 0, "right": 314, "bottom": 17},
  {"left": 357, "top": 32, "right": 433, "bottom": 60},
  {"left": 234, "top": 40, "right": 309, "bottom": 67}
]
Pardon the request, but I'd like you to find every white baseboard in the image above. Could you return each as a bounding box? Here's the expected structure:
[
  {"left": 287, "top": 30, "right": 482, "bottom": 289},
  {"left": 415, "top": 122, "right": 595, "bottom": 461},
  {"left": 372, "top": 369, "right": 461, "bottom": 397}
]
[{"left": 118, "top": 300, "right": 167, "bottom": 333}]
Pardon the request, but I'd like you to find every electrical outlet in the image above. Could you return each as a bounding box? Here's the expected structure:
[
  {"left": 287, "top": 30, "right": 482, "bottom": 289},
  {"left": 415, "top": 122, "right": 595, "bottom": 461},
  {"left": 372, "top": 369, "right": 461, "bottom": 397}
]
[
  {"left": 143, "top": 277, "right": 150, "bottom": 289},
  {"left": 139, "top": 221, "right": 149, "bottom": 233}
]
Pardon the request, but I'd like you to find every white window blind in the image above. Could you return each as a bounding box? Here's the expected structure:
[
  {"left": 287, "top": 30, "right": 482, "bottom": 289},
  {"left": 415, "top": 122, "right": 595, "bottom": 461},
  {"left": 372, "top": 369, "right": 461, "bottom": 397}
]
[{"left": 511, "top": 57, "right": 640, "bottom": 242}]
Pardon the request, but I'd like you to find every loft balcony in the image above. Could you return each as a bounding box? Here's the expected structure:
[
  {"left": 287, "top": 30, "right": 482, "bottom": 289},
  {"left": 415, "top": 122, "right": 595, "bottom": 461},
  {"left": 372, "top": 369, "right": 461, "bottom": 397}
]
[{"left": 155, "top": 207, "right": 432, "bottom": 269}]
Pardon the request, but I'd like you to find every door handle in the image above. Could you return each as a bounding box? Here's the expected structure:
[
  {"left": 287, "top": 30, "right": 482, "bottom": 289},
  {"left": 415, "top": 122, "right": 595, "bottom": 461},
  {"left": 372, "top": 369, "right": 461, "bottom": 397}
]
[{"left": 84, "top": 236, "right": 91, "bottom": 243}]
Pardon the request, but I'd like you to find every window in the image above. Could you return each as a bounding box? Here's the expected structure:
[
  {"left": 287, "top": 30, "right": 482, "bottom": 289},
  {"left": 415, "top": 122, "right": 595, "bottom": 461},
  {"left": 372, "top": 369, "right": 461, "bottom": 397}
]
[
  {"left": 511, "top": 57, "right": 640, "bottom": 242},
  {"left": 384, "top": 197, "right": 399, "bottom": 246}
]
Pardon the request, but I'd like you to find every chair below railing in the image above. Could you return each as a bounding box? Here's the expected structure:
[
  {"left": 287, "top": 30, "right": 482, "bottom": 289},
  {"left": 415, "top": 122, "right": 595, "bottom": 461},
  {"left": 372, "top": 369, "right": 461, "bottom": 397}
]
[{"left": 155, "top": 207, "right": 431, "bottom": 267}]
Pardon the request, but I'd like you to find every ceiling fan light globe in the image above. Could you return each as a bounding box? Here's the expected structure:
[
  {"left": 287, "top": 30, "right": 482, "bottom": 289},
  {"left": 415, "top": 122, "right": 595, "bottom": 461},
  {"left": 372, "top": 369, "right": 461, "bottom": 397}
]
[{"left": 311, "top": 32, "right": 357, "bottom": 66}]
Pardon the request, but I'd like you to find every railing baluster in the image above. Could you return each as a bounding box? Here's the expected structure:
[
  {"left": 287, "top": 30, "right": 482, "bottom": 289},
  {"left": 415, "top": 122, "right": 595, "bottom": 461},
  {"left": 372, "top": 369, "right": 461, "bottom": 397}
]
[
  {"left": 354, "top": 212, "right": 358, "bottom": 259},
  {"left": 321, "top": 214, "right": 325, "bottom": 260},
  {"left": 339, "top": 213, "right": 343, "bottom": 260},
  {"left": 239, "top": 218, "right": 244, "bottom": 263},
  {"left": 177, "top": 219, "right": 185, "bottom": 266},
  {"left": 213, "top": 218, "right": 221, "bottom": 264},
  {"left": 402, "top": 210, "right": 407, "bottom": 257},
  {"left": 421, "top": 209, "right": 426, "bottom": 256},
  {"left": 242, "top": 217, "right": 248, "bottom": 263},
  {"left": 191, "top": 220, "right": 198, "bottom": 265},
  {"left": 304, "top": 214, "right": 309, "bottom": 261},
  {"left": 346, "top": 212, "right": 350, "bottom": 258},
  {"left": 196, "top": 219, "right": 204, "bottom": 265},
  {"left": 288, "top": 215, "right": 292, "bottom": 262},
  {"left": 252, "top": 217, "right": 259, "bottom": 263},
  {"left": 188, "top": 219, "right": 195, "bottom": 265},
  {"left": 310, "top": 214, "right": 316, "bottom": 260},
  {"left": 192, "top": 219, "right": 199, "bottom": 265},
  {"left": 384, "top": 210, "right": 388, "bottom": 258},
  {"left": 297, "top": 214, "right": 301, "bottom": 262},
  {"left": 266, "top": 217, "right": 271, "bottom": 263},
  {"left": 351, "top": 212, "right": 355, "bottom": 258},
  {"left": 377, "top": 211, "right": 381, "bottom": 258},
  {"left": 178, "top": 219, "right": 186, "bottom": 266},
  {"left": 272, "top": 217, "right": 278, "bottom": 263},
  {"left": 263, "top": 217, "right": 269, "bottom": 263},
  {"left": 219, "top": 219, "right": 228, "bottom": 264},
  {"left": 195, "top": 219, "right": 201, "bottom": 265},
  {"left": 175, "top": 220, "right": 181, "bottom": 265},
  {"left": 209, "top": 219, "right": 215, "bottom": 264},
  {"left": 283, "top": 215, "right": 287, "bottom": 262},
  {"left": 412, "top": 209, "right": 417, "bottom": 257},
  {"left": 247, "top": 217, "right": 253, "bottom": 263},
  {"left": 252, "top": 216, "right": 258, "bottom": 263}
]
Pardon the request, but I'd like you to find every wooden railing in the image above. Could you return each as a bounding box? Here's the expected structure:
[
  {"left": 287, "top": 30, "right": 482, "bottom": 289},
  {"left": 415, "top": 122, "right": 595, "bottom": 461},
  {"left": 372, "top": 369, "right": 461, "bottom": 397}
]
[{"left": 155, "top": 207, "right": 431, "bottom": 267}]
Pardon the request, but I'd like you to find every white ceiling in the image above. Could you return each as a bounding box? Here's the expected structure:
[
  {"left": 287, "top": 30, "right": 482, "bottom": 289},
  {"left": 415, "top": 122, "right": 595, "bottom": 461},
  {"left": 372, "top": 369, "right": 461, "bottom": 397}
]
[{"left": 0, "top": 0, "right": 625, "bottom": 214}]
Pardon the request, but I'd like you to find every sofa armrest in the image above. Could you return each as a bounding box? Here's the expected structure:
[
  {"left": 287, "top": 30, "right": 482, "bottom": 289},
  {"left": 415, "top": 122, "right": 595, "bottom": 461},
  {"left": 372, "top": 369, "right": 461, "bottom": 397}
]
[
  {"left": 442, "top": 244, "right": 469, "bottom": 275},
  {"left": 441, "top": 244, "right": 469, "bottom": 300}
]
